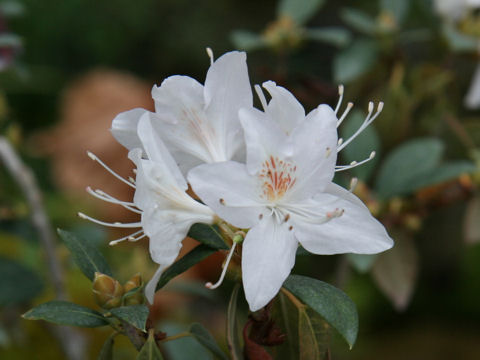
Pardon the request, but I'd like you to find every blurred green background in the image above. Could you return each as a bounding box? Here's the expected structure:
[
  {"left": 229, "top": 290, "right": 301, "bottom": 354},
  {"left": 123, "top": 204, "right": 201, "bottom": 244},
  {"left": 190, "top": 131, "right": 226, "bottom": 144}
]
[{"left": 1, "top": 0, "right": 480, "bottom": 359}]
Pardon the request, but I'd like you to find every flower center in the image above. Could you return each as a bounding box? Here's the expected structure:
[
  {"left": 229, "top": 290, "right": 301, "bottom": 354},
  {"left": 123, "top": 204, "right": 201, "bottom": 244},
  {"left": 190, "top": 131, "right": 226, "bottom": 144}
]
[{"left": 259, "top": 155, "right": 296, "bottom": 202}]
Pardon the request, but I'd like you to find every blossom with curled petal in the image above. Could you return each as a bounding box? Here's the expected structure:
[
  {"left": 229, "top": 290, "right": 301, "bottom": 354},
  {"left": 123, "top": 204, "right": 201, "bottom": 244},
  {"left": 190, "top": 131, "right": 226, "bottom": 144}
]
[
  {"left": 80, "top": 113, "right": 215, "bottom": 303},
  {"left": 188, "top": 83, "right": 393, "bottom": 311},
  {"left": 110, "top": 50, "right": 252, "bottom": 172}
]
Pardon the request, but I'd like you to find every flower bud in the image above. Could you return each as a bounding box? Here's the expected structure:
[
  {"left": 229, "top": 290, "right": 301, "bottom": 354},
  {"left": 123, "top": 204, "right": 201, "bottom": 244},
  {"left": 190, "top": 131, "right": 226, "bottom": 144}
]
[
  {"left": 123, "top": 273, "right": 145, "bottom": 306},
  {"left": 92, "top": 272, "right": 124, "bottom": 309}
]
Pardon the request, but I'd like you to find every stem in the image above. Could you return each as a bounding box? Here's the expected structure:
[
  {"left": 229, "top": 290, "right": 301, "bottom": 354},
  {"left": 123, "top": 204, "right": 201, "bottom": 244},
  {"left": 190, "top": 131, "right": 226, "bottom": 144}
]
[
  {"left": 160, "top": 332, "right": 191, "bottom": 343},
  {"left": 0, "top": 136, "right": 87, "bottom": 360}
]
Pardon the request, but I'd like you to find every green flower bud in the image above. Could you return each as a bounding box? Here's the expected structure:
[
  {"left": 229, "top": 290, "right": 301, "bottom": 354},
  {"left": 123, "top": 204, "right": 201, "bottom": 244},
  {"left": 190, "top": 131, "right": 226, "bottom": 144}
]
[
  {"left": 123, "top": 273, "right": 145, "bottom": 306},
  {"left": 92, "top": 272, "right": 124, "bottom": 309}
]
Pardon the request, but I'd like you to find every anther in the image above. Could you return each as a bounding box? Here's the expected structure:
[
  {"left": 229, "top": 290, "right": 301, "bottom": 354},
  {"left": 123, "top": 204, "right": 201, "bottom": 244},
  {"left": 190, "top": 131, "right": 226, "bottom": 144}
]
[
  {"left": 337, "top": 138, "right": 343, "bottom": 146},
  {"left": 349, "top": 177, "right": 358, "bottom": 192},
  {"left": 219, "top": 198, "right": 225, "bottom": 205}
]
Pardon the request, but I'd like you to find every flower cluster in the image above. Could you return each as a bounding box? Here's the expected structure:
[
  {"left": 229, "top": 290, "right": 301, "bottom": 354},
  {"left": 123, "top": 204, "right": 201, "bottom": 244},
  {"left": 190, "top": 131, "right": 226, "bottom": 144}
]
[{"left": 80, "top": 50, "right": 393, "bottom": 311}]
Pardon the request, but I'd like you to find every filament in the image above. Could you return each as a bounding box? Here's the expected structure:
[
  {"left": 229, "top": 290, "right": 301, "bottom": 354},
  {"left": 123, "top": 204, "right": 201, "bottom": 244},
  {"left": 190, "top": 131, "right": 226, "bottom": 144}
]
[
  {"left": 87, "top": 151, "right": 136, "bottom": 189},
  {"left": 205, "top": 242, "right": 237, "bottom": 290}
]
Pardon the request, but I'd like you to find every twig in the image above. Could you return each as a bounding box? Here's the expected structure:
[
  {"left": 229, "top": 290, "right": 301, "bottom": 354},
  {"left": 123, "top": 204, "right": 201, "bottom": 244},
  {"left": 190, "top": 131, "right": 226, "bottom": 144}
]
[{"left": 0, "top": 136, "right": 86, "bottom": 360}]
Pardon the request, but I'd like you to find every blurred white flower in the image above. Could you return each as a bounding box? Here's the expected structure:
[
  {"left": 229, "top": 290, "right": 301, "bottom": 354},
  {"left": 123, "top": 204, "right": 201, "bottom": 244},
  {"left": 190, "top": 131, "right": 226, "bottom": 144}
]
[
  {"left": 434, "top": 0, "right": 480, "bottom": 22},
  {"left": 111, "top": 50, "right": 252, "bottom": 173},
  {"left": 188, "top": 84, "right": 393, "bottom": 311}
]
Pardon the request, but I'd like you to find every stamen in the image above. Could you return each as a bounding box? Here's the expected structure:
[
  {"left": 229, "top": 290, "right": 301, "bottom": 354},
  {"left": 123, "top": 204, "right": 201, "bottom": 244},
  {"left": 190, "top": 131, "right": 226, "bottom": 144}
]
[
  {"left": 205, "top": 242, "right": 237, "bottom": 290},
  {"left": 334, "top": 85, "right": 344, "bottom": 115},
  {"left": 255, "top": 84, "right": 268, "bottom": 111},
  {"left": 337, "top": 102, "right": 354, "bottom": 127},
  {"left": 109, "top": 230, "right": 144, "bottom": 246},
  {"left": 326, "top": 208, "right": 344, "bottom": 219},
  {"left": 335, "top": 151, "right": 376, "bottom": 172},
  {"left": 128, "top": 176, "right": 136, "bottom": 184},
  {"left": 349, "top": 177, "right": 358, "bottom": 192},
  {"left": 206, "top": 47, "right": 214, "bottom": 65},
  {"left": 86, "top": 187, "right": 142, "bottom": 214},
  {"left": 86, "top": 151, "right": 136, "bottom": 189},
  {"left": 337, "top": 102, "right": 383, "bottom": 152},
  {"left": 78, "top": 212, "right": 142, "bottom": 228}
]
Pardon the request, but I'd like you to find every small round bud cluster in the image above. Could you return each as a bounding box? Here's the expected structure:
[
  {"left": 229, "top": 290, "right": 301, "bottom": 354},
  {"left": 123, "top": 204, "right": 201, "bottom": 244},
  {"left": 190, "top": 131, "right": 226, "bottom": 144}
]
[{"left": 92, "top": 272, "right": 145, "bottom": 309}]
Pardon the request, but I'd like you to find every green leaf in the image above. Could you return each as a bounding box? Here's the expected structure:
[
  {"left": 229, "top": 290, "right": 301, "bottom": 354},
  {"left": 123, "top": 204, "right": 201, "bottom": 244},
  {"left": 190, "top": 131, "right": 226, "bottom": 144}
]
[
  {"left": 340, "top": 8, "right": 378, "bottom": 35},
  {"left": 340, "top": 110, "right": 381, "bottom": 181},
  {"left": 442, "top": 23, "right": 478, "bottom": 52},
  {"left": 333, "top": 39, "right": 379, "bottom": 84},
  {"left": 156, "top": 244, "right": 217, "bottom": 291},
  {"left": 347, "top": 253, "right": 378, "bottom": 273},
  {"left": 58, "top": 229, "right": 112, "bottom": 281},
  {"left": 283, "top": 275, "right": 358, "bottom": 348},
  {"left": 23, "top": 301, "right": 108, "bottom": 327},
  {"left": 231, "top": 30, "right": 266, "bottom": 51},
  {"left": 306, "top": 27, "right": 351, "bottom": 47},
  {"left": 227, "top": 283, "right": 242, "bottom": 360},
  {"left": 189, "top": 323, "right": 229, "bottom": 360},
  {"left": 0, "top": 256, "right": 43, "bottom": 306},
  {"left": 137, "top": 331, "right": 164, "bottom": 360},
  {"left": 187, "top": 224, "right": 229, "bottom": 250},
  {"left": 161, "top": 323, "right": 213, "bottom": 360},
  {"left": 97, "top": 333, "right": 116, "bottom": 360},
  {"left": 408, "top": 161, "right": 476, "bottom": 191},
  {"left": 372, "top": 232, "right": 418, "bottom": 311},
  {"left": 375, "top": 138, "right": 444, "bottom": 199},
  {"left": 298, "top": 307, "right": 329, "bottom": 360},
  {"left": 0, "top": 33, "right": 22, "bottom": 47},
  {"left": 277, "top": 0, "right": 325, "bottom": 25},
  {"left": 380, "top": 0, "right": 410, "bottom": 24},
  {"left": 110, "top": 305, "right": 149, "bottom": 332}
]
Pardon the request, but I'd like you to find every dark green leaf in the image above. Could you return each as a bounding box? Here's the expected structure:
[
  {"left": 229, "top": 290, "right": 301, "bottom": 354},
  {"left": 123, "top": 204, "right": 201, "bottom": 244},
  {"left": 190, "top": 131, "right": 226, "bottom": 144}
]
[
  {"left": 333, "top": 39, "right": 379, "bottom": 84},
  {"left": 306, "top": 27, "right": 351, "bottom": 47},
  {"left": 189, "top": 323, "right": 229, "bottom": 360},
  {"left": 156, "top": 244, "right": 217, "bottom": 290},
  {"left": 137, "top": 331, "right": 164, "bottom": 360},
  {"left": 380, "top": 0, "right": 410, "bottom": 24},
  {"left": 188, "top": 224, "right": 228, "bottom": 250},
  {"left": 0, "top": 256, "right": 43, "bottom": 306},
  {"left": 408, "top": 161, "right": 476, "bottom": 190},
  {"left": 231, "top": 30, "right": 266, "bottom": 51},
  {"left": 227, "top": 283, "right": 242, "bottom": 360},
  {"left": 375, "top": 138, "right": 444, "bottom": 199},
  {"left": 161, "top": 322, "right": 213, "bottom": 360},
  {"left": 110, "top": 305, "right": 149, "bottom": 332},
  {"left": 340, "top": 8, "right": 377, "bottom": 35},
  {"left": 22, "top": 301, "right": 108, "bottom": 327},
  {"left": 340, "top": 110, "right": 381, "bottom": 181},
  {"left": 97, "top": 333, "right": 116, "bottom": 360},
  {"left": 283, "top": 275, "right": 358, "bottom": 348},
  {"left": 277, "top": 0, "right": 325, "bottom": 25},
  {"left": 58, "top": 229, "right": 112, "bottom": 281}
]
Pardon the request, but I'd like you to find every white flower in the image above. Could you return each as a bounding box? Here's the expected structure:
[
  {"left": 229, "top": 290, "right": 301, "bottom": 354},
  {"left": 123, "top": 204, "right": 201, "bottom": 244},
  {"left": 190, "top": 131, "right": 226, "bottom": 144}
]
[
  {"left": 111, "top": 50, "right": 252, "bottom": 173},
  {"left": 188, "top": 83, "right": 393, "bottom": 311},
  {"left": 434, "top": 0, "right": 480, "bottom": 22},
  {"left": 80, "top": 113, "right": 215, "bottom": 303}
]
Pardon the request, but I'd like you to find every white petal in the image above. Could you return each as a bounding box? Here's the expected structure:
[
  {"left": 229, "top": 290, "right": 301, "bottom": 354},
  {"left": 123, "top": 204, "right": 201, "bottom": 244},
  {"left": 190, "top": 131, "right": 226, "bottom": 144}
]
[
  {"left": 111, "top": 108, "right": 148, "bottom": 150},
  {"left": 188, "top": 161, "right": 265, "bottom": 228},
  {"left": 286, "top": 105, "right": 338, "bottom": 201},
  {"left": 262, "top": 81, "right": 305, "bottom": 134},
  {"left": 292, "top": 186, "right": 393, "bottom": 255},
  {"left": 145, "top": 264, "right": 168, "bottom": 304},
  {"left": 137, "top": 114, "right": 187, "bottom": 190},
  {"left": 151, "top": 76, "right": 221, "bottom": 164},
  {"left": 239, "top": 107, "right": 290, "bottom": 175},
  {"left": 204, "top": 51, "right": 252, "bottom": 160},
  {"left": 242, "top": 215, "right": 298, "bottom": 311}
]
